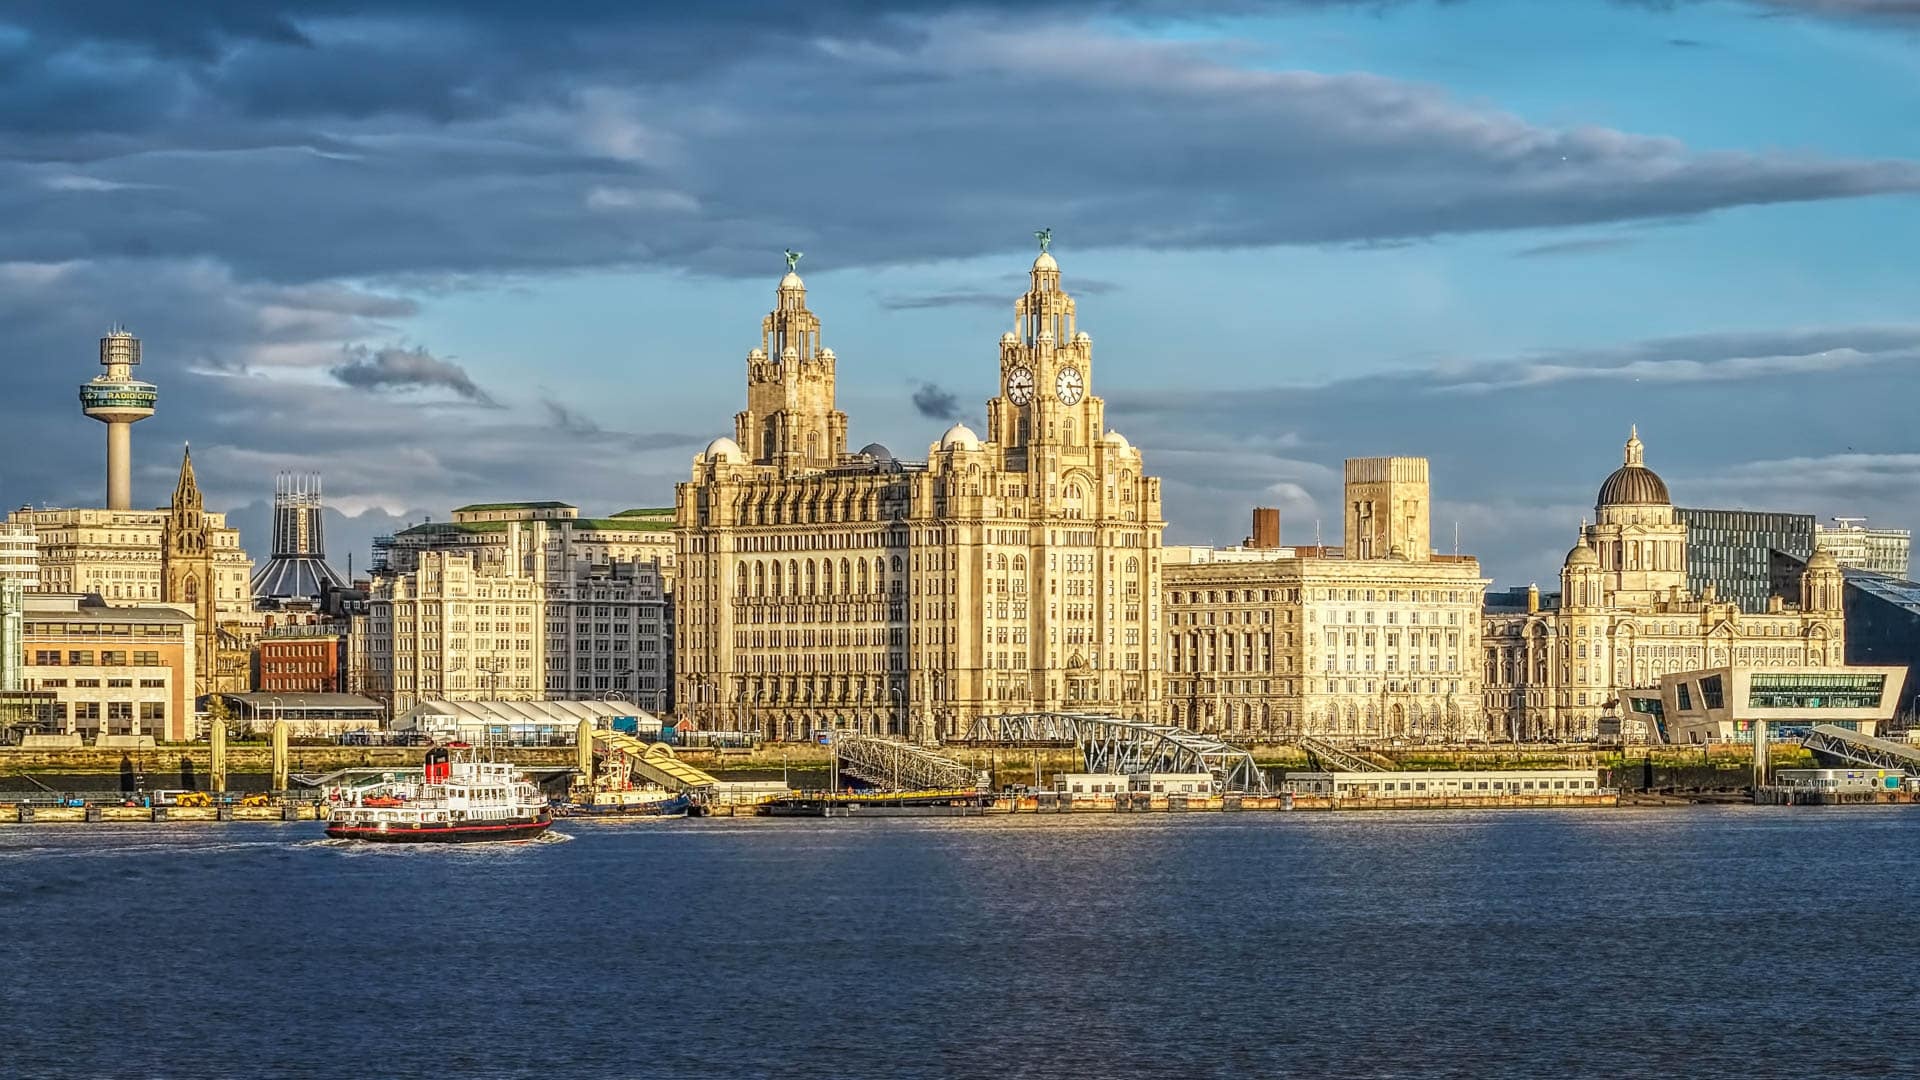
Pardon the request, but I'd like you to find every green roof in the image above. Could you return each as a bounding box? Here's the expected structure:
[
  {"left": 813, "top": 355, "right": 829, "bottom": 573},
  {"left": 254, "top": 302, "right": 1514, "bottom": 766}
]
[
  {"left": 451, "top": 500, "right": 576, "bottom": 512},
  {"left": 610, "top": 507, "right": 675, "bottom": 519},
  {"left": 572, "top": 518, "right": 676, "bottom": 532},
  {"left": 395, "top": 521, "right": 510, "bottom": 537}
]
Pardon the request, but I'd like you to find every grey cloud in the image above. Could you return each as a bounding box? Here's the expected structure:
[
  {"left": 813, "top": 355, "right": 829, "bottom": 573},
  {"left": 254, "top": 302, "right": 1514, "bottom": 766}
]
[
  {"left": 330, "top": 344, "right": 495, "bottom": 403},
  {"left": 881, "top": 291, "right": 1008, "bottom": 311},
  {"left": 911, "top": 382, "right": 962, "bottom": 420},
  {"left": 1, "top": 10, "right": 1916, "bottom": 284},
  {"left": 1513, "top": 236, "right": 1640, "bottom": 258},
  {"left": 542, "top": 397, "right": 602, "bottom": 435}
]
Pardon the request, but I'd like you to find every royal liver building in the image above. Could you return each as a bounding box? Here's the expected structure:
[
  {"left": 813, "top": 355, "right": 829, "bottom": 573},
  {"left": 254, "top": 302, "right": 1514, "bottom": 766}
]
[{"left": 674, "top": 243, "right": 1166, "bottom": 741}]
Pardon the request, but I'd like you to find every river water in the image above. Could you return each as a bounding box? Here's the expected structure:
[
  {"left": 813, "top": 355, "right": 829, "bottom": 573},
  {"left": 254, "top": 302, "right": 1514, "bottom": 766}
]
[{"left": 2, "top": 808, "right": 1916, "bottom": 1079}]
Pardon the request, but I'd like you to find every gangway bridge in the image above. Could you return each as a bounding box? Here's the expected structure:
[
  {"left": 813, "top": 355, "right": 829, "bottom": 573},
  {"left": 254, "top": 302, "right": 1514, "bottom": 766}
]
[
  {"left": 593, "top": 730, "right": 720, "bottom": 792},
  {"left": 1801, "top": 724, "right": 1920, "bottom": 772},
  {"left": 968, "top": 712, "right": 1270, "bottom": 794},
  {"left": 833, "top": 733, "right": 986, "bottom": 792},
  {"left": 1297, "top": 736, "right": 1385, "bottom": 773}
]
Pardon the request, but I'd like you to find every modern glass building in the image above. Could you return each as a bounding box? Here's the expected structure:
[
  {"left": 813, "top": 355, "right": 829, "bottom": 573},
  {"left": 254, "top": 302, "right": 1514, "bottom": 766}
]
[
  {"left": 1676, "top": 507, "right": 1815, "bottom": 614},
  {"left": 1654, "top": 664, "right": 1906, "bottom": 744},
  {"left": 1843, "top": 568, "right": 1920, "bottom": 723}
]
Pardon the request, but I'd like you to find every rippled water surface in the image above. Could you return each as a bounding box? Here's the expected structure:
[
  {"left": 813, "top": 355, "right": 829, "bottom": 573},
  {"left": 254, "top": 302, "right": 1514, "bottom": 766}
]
[{"left": 3, "top": 808, "right": 1917, "bottom": 1079}]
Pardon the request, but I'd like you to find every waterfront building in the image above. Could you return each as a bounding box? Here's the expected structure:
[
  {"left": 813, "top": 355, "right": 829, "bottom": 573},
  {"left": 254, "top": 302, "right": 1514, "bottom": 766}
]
[
  {"left": 672, "top": 245, "right": 1165, "bottom": 740},
  {"left": 354, "top": 502, "right": 672, "bottom": 713},
  {"left": 14, "top": 593, "right": 196, "bottom": 741},
  {"left": 210, "top": 692, "right": 385, "bottom": 737},
  {"left": 1814, "top": 517, "right": 1912, "bottom": 579},
  {"left": 1163, "top": 465, "right": 1487, "bottom": 743},
  {"left": 79, "top": 328, "right": 157, "bottom": 511},
  {"left": 254, "top": 625, "right": 347, "bottom": 694},
  {"left": 1675, "top": 507, "right": 1814, "bottom": 614},
  {"left": 1283, "top": 768, "right": 1606, "bottom": 800},
  {"left": 1644, "top": 663, "right": 1905, "bottom": 744},
  {"left": 393, "top": 697, "right": 640, "bottom": 745},
  {"left": 1839, "top": 569, "right": 1920, "bottom": 723},
  {"left": 1482, "top": 429, "right": 1847, "bottom": 740},
  {"left": 250, "top": 473, "right": 347, "bottom": 607},
  {"left": 0, "top": 523, "right": 38, "bottom": 591},
  {"left": 6, "top": 448, "right": 255, "bottom": 695}
]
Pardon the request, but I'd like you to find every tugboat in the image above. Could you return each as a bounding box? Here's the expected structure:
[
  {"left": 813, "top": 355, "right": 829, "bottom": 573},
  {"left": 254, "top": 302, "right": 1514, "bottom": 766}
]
[{"left": 324, "top": 744, "right": 553, "bottom": 843}]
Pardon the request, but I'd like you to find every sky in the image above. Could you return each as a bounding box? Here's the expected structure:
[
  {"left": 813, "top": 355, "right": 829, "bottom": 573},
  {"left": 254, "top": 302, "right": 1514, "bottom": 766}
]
[{"left": 4, "top": 0, "right": 1920, "bottom": 587}]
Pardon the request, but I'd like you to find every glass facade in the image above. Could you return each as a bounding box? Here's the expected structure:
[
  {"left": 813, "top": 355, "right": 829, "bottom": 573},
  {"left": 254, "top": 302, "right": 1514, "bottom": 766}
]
[
  {"left": 1747, "top": 673, "right": 1885, "bottom": 710},
  {"left": 1677, "top": 507, "right": 1814, "bottom": 614}
]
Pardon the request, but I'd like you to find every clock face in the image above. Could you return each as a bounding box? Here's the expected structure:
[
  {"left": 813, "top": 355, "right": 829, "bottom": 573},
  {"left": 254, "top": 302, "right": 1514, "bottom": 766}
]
[
  {"left": 1006, "top": 365, "right": 1035, "bottom": 406},
  {"left": 1055, "top": 366, "right": 1084, "bottom": 406}
]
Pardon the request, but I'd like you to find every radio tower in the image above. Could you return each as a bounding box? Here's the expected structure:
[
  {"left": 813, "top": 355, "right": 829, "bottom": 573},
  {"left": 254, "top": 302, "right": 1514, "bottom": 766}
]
[{"left": 79, "top": 327, "right": 158, "bottom": 510}]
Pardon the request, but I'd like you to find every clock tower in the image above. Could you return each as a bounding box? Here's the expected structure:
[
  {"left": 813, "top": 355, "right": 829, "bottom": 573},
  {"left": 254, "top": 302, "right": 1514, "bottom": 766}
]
[{"left": 986, "top": 232, "right": 1107, "bottom": 458}]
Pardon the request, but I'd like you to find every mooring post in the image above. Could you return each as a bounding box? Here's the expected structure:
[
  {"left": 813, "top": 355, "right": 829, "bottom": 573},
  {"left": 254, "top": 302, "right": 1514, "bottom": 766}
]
[
  {"left": 271, "top": 720, "right": 289, "bottom": 793},
  {"left": 209, "top": 717, "right": 227, "bottom": 795}
]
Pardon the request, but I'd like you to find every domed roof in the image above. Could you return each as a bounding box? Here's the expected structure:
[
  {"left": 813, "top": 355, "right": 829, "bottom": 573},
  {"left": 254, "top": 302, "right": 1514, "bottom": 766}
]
[
  {"left": 779, "top": 270, "right": 804, "bottom": 291},
  {"left": 1806, "top": 549, "right": 1840, "bottom": 569},
  {"left": 857, "top": 442, "right": 893, "bottom": 462},
  {"left": 1032, "top": 251, "right": 1058, "bottom": 272},
  {"left": 1103, "top": 429, "right": 1131, "bottom": 450},
  {"left": 702, "top": 436, "right": 745, "bottom": 463},
  {"left": 1597, "top": 426, "right": 1670, "bottom": 507},
  {"left": 939, "top": 422, "right": 982, "bottom": 451},
  {"left": 1564, "top": 539, "right": 1600, "bottom": 567}
]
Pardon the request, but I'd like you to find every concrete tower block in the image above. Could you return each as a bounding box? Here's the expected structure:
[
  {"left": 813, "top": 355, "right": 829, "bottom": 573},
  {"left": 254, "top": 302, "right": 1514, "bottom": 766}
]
[{"left": 1344, "top": 457, "right": 1431, "bottom": 561}]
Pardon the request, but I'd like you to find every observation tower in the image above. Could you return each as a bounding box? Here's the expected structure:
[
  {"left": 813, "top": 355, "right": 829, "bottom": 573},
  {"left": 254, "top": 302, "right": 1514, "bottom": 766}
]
[{"left": 79, "top": 328, "right": 157, "bottom": 510}]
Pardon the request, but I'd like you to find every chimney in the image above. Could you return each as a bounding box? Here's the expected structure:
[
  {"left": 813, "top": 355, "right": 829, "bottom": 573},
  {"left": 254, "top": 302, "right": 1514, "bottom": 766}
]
[{"left": 1250, "top": 507, "right": 1280, "bottom": 550}]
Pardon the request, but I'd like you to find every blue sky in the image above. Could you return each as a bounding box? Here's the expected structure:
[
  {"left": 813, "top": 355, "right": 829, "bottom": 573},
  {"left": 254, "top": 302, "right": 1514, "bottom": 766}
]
[{"left": 3, "top": 0, "right": 1919, "bottom": 585}]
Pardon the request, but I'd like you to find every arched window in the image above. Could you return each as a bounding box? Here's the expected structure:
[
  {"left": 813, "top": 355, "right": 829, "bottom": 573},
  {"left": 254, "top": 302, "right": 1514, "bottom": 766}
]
[
  {"left": 822, "top": 560, "right": 835, "bottom": 594},
  {"left": 858, "top": 560, "right": 870, "bottom": 593},
  {"left": 754, "top": 563, "right": 766, "bottom": 596},
  {"left": 786, "top": 560, "right": 799, "bottom": 596},
  {"left": 806, "top": 560, "right": 817, "bottom": 595},
  {"left": 736, "top": 564, "right": 748, "bottom": 596},
  {"left": 770, "top": 561, "right": 783, "bottom": 596}
]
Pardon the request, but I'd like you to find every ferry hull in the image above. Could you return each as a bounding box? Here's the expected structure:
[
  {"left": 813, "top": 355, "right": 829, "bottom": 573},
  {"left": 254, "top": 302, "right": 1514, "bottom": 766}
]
[{"left": 324, "top": 817, "right": 552, "bottom": 844}]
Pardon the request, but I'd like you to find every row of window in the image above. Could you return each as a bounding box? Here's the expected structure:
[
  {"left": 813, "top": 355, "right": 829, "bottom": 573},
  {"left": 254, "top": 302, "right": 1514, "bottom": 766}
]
[{"left": 31, "top": 650, "right": 163, "bottom": 667}]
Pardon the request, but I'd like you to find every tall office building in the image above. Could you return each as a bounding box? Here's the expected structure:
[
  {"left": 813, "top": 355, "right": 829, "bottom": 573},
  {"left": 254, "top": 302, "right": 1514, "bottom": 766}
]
[
  {"left": 353, "top": 502, "right": 672, "bottom": 712},
  {"left": 1815, "top": 518, "right": 1912, "bottom": 579},
  {"left": 1676, "top": 507, "right": 1814, "bottom": 614},
  {"left": 1164, "top": 470, "right": 1488, "bottom": 742},
  {"left": 674, "top": 243, "right": 1166, "bottom": 741}
]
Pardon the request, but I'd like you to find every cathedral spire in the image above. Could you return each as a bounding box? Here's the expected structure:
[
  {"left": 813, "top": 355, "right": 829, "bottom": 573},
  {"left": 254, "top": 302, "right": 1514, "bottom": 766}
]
[{"left": 172, "top": 443, "right": 202, "bottom": 512}]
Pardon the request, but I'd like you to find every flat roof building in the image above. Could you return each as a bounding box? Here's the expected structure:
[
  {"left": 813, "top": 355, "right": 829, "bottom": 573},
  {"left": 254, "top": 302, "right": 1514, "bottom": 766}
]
[
  {"left": 1676, "top": 507, "right": 1814, "bottom": 615},
  {"left": 1654, "top": 664, "right": 1906, "bottom": 745}
]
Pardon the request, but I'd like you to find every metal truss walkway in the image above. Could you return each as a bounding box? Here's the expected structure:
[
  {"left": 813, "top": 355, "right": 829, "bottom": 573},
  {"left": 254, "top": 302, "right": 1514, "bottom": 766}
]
[
  {"left": 1298, "top": 736, "right": 1384, "bottom": 773},
  {"left": 834, "top": 734, "right": 986, "bottom": 792},
  {"left": 595, "top": 730, "right": 719, "bottom": 792},
  {"left": 1802, "top": 724, "right": 1920, "bottom": 772},
  {"left": 969, "top": 713, "right": 1270, "bottom": 794}
]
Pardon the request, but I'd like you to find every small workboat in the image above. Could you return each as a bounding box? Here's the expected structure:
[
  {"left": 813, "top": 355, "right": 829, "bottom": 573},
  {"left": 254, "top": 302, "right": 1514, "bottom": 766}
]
[{"left": 324, "top": 744, "right": 552, "bottom": 843}]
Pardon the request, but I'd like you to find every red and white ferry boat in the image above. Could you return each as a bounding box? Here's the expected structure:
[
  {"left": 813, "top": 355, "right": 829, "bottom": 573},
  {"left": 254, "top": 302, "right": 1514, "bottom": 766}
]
[{"left": 324, "top": 744, "right": 552, "bottom": 843}]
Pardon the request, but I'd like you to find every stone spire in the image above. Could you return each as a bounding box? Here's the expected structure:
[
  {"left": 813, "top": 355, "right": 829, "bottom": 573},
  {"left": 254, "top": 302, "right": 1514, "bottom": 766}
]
[{"left": 171, "top": 444, "right": 202, "bottom": 513}]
